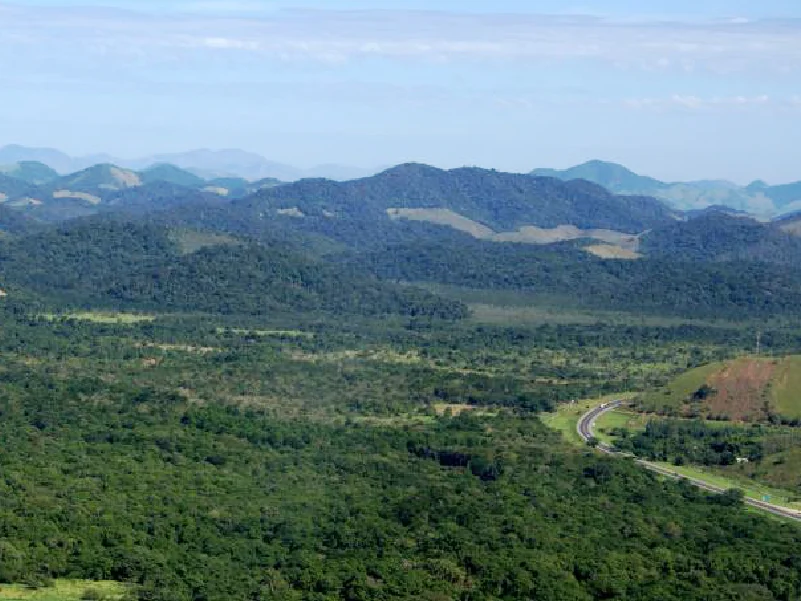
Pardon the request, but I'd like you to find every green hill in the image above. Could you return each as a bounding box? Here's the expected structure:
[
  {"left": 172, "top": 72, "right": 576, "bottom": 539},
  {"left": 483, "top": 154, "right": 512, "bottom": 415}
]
[
  {"left": 166, "top": 163, "right": 676, "bottom": 251},
  {"left": 0, "top": 160, "right": 60, "bottom": 184},
  {"left": 46, "top": 163, "right": 142, "bottom": 195},
  {"left": 139, "top": 163, "right": 206, "bottom": 187},
  {"left": 0, "top": 220, "right": 466, "bottom": 319},
  {"left": 206, "top": 176, "right": 253, "bottom": 197},
  {"left": 253, "top": 163, "right": 676, "bottom": 232},
  {"left": 638, "top": 356, "right": 801, "bottom": 422},
  {"left": 0, "top": 204, "right": 42, "bottom": 235},
  {"left": 640, "top": 212, "right": 801, "bottom": 264},
  {"left": 102, "top": 182, "right": 225, "bottom": 215},
  {"left": 0, "top": 173, "right": 37, "bottom": 200},
  {"left": 355, "top": 238, "right": 801, "bottom": 318}
]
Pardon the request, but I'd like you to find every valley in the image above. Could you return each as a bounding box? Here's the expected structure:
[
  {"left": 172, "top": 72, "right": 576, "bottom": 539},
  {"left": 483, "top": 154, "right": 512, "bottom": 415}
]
[{"left": 1, "top": 153, "right": 801, "bottom": 599}]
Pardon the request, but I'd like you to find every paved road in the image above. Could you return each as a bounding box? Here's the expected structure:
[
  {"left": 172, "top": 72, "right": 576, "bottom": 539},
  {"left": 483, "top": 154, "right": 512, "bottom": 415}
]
[{"left": 577, "top": 402, "right": 801, "bottom": 522}]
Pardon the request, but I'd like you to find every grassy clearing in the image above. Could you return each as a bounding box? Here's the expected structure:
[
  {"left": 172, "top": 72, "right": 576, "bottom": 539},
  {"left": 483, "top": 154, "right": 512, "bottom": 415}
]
[
  {"left": 349, "top": 414, "right": 438, "bottom": 427},
  {"left": 0, "top": 580, "right": 126, "bottom": 601},
  {"left": 584, "top": 244, "right": 642, "bottom": 260},
  {"left": 217, "top": 327, "right": 315, "bottom": 339},
  {"left": 772, "top": 356, "right": 801, "bottom": 419},
  {"left": 433, "top": 403, "right": 498, "bottom": 417},
  {"left": 468, "top": 302, "right": 743, "bottom": 328},
  {"left": 593, "top": 409, "right": 648, "bottom": 445},
  {"left": 171, "top": 230, "right": 241, "bottom": 255},
  {"left": 43, "top": 311, "right": 156, "bottom": 324},
  {"left": 419, "top": 283, "right": 749, "bottom": 328},
  {"left": 137, "top": 343, "right": 218, "bottom": 354},
  {"left": 540, "top": 394, "right": 636, "bottom": 445}
]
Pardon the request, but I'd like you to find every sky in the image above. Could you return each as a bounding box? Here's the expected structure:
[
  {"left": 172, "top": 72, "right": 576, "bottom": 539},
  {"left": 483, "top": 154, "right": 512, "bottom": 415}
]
[{"left": 1, "top": 0, "right": 800, "bottom": 183}]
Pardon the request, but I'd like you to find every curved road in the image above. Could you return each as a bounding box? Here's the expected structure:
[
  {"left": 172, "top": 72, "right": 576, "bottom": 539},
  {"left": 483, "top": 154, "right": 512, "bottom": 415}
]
[{"left": 578, "top": 402, "right": 801, "bottom": 522}]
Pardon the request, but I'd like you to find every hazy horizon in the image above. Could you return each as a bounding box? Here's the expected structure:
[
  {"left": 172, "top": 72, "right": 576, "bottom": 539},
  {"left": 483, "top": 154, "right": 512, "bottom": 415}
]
[{"left": 2, "top": 0, "right": 800, "bottom": 185}]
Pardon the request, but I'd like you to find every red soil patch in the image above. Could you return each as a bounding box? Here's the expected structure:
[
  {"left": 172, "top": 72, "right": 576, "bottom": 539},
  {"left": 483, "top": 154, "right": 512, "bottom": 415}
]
[{"left": 706, "top": 358, "right": 776, "bottom": 421}]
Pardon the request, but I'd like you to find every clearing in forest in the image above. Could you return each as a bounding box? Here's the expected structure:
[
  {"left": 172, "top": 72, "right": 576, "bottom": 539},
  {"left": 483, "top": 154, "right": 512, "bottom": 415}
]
[
  {"left": 0, "top": 580, "right": 126, "bottom": 601},
  {"left": 772, "top": 356, "right": 801, "bottom": 420}
]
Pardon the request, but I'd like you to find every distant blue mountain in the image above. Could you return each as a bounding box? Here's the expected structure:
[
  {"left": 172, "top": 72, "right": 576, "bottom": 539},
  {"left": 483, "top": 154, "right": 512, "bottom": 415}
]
[
  {"left": 0, "top": 144, "right": 379, "bottom": 182},
  {"left": 532, "top": 160, "right": 800, "bottom": 216}
]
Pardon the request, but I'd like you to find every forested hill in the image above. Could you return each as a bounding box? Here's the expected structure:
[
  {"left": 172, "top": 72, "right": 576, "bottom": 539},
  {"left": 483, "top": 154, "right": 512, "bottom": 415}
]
[
  {"left": 0, "top": 204, "right": 42, "bottom": 235},
  {"left": 640, "top": 212, "right": 801, "bottom": 264},
  {"left": 0, "top": 160, "right": 59, "bottom": 184},
  {"left": 0, "top": 173, "right": 36, "bottom": 200},
  {"left": 240, "top": 163, "right": 677, "bottom": 233},
  {"left": 354, "top": 239, "right": 801, "bottom": 318},
  {"left": 0, "top": 220, "right": 466, "bottom": 319}
]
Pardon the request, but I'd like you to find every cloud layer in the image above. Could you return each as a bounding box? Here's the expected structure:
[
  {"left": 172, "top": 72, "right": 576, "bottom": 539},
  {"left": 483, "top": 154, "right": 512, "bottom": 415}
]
[{"left": 2, "top": 3, "right": 801, "bottom": 73}]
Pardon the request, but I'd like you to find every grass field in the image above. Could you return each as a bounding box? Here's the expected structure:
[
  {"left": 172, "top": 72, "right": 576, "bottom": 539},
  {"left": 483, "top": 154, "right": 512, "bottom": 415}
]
[
  {"left": 433, "top": 403, "right": 498, "bottom": 417},
  {"left": 772, "top": 356, "right": 801, "bottom": 419},
  {"left": 593, "top": 409, "right": 648, "bottom": 445},
  {"left": 0, "top": 580, "right": 126, "bottom": 601},
  {"left": 216, "top": 327, "right": 315, "bottom": 339},
  {"left": 43, "top": 311, "right": 156, "bottom": 324},
  {"left": 418, "top": 283, "right": 755, "bottom": 328},
  {"left": 171, "top": 229, "right": 241, "bottom": 255}
]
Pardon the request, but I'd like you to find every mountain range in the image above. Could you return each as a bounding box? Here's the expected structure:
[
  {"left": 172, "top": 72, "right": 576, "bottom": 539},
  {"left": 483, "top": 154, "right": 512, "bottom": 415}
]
[
  {"left": 1, "top": 151, "right": 801, "bottom": 320},
  {"left": 0, "top": 144, "right": 380, "bottom": 182},
  {"left": 5, "top": 144, "right": 800, "bottom": 218},
  {"left": 532, "top": 160, "right": 801, "bottom": 216}
]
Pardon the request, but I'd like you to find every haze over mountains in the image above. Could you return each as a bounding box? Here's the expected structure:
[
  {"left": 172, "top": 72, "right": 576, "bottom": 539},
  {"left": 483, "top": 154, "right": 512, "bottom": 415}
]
[
  {"left": 533, "top": 160, "right": 801, "bottom": 217},
  {"left": 0, "top": 145, "right": 380, "bottom": 182},
  {"left": 4, "top": 144, "right": 800, "bottom": 219}
]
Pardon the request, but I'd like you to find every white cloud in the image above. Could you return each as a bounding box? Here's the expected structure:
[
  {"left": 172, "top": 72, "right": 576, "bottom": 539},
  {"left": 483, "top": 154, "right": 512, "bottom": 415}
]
[
  {"left": 622, "top": 94, "right": 796, "bottom": 111},
  {"left": 0, "top": 3, "right": 800, "bottom": 73}
]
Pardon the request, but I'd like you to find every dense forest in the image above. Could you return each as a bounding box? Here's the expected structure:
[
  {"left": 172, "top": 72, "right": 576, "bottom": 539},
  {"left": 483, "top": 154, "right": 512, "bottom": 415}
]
[
  {"left": 0, "top": 307, "right": 799, "bottom": 600},
  {"left": 0, "top": 221, "right": 466, "bottom": 319},
  {"left": 639, "top": 213, "right": 801, "bottom": 264},
  {"left": 353, "top": 238, "right": 801, "bottom": 318}
]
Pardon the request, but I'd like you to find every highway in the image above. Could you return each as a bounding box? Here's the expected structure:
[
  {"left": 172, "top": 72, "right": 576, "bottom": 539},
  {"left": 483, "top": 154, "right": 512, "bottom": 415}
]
[{"left": 577, "top": 401, "right": 801, "bottom": 522}]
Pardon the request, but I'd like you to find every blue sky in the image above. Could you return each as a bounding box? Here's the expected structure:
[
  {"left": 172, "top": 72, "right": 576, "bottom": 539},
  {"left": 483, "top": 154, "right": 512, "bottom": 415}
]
[{"left": 1, "top": 1, "right": 800, "bottom": 182}]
